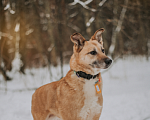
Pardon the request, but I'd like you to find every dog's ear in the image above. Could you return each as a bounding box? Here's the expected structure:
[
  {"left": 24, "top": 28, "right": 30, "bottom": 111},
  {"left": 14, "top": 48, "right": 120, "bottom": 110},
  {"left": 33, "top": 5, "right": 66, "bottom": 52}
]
[
  {"left": 70, "top": 33, "right": 86, "bottom": 52},
  {"left": 91, "top": 28, "right": 104, "bottom": 45}
]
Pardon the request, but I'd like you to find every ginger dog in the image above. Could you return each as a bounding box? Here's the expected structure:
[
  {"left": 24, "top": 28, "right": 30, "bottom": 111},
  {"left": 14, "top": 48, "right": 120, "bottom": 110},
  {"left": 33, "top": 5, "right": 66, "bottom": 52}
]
[{"left": 31, "top": 28, "right": 112, "bottom": 120}]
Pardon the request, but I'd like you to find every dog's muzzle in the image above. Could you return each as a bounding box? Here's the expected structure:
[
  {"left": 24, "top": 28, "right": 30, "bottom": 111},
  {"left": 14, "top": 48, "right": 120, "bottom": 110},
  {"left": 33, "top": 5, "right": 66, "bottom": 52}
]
[{"left": 104, "top": 58, "right": 112, "bottom": 67}]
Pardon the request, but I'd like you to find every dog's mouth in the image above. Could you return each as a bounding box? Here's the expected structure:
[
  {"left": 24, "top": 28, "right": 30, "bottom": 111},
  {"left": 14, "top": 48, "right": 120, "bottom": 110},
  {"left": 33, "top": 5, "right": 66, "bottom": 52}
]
[
  {"left": 89, "top": 61, "right": 104, "bottom": 69},
  {"left": 90, "top": 59, "right": 112, "bottom": 69},
  {"left": 89, "top": 63, "right": 101, "bottom": 69},
  {"left": 104, "top": 63, "right": 111, "bottom": 69}
]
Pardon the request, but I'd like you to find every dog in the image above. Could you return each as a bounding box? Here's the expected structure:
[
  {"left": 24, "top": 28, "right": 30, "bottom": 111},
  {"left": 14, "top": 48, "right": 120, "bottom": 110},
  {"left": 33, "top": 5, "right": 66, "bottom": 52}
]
[{"left": 31, "top": 28, "right": 112, "bottom": 120}]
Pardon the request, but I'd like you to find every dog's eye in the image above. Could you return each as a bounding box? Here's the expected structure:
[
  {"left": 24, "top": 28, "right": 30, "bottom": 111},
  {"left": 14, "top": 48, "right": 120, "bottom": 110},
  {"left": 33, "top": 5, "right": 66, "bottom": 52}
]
[
  {"left": 102, "top": 49, "right": 105, "bottom": 53},
  {"left": 89, "top": 51, "right": 97, "bottom": 55}
]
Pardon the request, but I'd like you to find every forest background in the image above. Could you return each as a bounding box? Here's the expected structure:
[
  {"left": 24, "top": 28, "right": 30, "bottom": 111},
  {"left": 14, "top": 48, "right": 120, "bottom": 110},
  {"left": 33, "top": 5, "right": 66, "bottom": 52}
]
[{"left": 0, "top": 0, "right": 150, "bottom": 81}]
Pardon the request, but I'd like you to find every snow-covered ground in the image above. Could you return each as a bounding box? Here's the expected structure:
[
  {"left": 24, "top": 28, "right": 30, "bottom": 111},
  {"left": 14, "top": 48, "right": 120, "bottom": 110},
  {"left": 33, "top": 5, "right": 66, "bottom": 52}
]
[{"left": 0, "top": 56, "right": 150, "bottom": 120}]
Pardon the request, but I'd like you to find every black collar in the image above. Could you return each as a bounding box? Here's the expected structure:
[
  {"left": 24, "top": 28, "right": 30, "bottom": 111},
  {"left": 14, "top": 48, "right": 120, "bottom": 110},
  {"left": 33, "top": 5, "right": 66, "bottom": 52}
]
[{"left": 74, "top": 71, "right": 98, "bottom": 80}]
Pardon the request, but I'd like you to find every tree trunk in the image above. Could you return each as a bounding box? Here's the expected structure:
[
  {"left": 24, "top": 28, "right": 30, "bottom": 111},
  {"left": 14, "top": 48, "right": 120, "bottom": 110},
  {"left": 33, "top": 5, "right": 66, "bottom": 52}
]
[
  {"left": 0, "top": 0, "right": 12, "bottom": 80},
  {"left": 108, "top": 0, "right": 128, "bottom": 58}
]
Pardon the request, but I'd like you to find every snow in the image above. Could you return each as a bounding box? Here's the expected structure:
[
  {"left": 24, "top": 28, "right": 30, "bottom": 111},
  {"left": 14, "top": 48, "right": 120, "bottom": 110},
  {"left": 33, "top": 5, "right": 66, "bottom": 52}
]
[
  {"left": 108, "top": 44, "right": 115, "bottom": 55},
  {"left": 86, "top": 17, "right": 95, "bottom": 27},
  {"left": 4, "top": 3, "right": 10, "bottom": 10},
  {"left": 84, "top": 0, "right": 93, "bottom": 5},
  {"left": 0, "top": 56, "right": 150, "bottom": 120},
  {"left": 15, "top": 23, "right": 20, "bottom": 32},
  {"left": 4, "top": 3, "right": 15, "bottom": 14},
  {"left": 10, "top": 9, "right": 15, "bottom": 14},
  {"left": 69, "top": 0, "right": 96, "bottom": 12},
  {"left": 69, "top": 0, "right": 93, "bottom": 6},
  {"left": 25, "top": 29, "right": 34, "bottom": 35},
  {"left": 100, "top": 57, "right": 150, "bottom": 120},
  {"left": 99, "top": 0, "right": 107, "bottom": 6}
]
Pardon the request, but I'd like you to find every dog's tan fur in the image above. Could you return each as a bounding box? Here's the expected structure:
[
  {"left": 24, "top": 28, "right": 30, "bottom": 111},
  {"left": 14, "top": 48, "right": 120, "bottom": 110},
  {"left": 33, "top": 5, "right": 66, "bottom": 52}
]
[{"left": 31, "top": 29, "right": 112, "bottom": 120}]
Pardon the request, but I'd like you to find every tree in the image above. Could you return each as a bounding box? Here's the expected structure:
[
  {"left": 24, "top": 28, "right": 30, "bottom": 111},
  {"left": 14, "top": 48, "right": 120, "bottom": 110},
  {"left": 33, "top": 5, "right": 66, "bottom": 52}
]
[{"left": 0, "top": 0, "right": 15, "bottom": 80}]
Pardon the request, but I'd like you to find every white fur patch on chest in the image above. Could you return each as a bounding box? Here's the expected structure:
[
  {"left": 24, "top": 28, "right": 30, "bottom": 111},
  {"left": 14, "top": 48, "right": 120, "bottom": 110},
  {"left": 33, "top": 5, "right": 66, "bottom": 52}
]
[
  {"left": 46, "top": 115, "right": 62, "bottom": 120},
  {"left": 79, "top": 79, "right": 102, "bottom": 120}
]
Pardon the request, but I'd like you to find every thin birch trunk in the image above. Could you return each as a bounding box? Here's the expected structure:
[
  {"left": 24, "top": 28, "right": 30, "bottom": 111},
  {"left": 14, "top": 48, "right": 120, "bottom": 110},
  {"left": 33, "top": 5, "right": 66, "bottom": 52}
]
[{"left": 108, "top": 0, "right": 128, "bottom": 57}]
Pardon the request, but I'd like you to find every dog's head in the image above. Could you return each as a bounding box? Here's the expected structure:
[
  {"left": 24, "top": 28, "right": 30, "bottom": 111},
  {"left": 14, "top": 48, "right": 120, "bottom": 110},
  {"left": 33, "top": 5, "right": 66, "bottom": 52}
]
[{"left": 70, "top": 28, "right": 112, "bottom": 75}]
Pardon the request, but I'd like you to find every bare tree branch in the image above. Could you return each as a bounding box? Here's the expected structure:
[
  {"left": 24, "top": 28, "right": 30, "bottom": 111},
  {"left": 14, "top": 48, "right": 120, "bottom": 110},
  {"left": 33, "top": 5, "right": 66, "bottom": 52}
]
[
  {"left": 69, "top": 12, "right": 78, "bottom": 18},
  {"left": 86, "top": 16, "right": 95, "bottom": 27},
  {"left": 99, "top": 0, "right": 107, "bottom": 6},
  {"left": 84, "top": 0, "right": 93, "bottom": 5},
  {"left": 69, "top": 0, "right": 96, "bottom": 12}
]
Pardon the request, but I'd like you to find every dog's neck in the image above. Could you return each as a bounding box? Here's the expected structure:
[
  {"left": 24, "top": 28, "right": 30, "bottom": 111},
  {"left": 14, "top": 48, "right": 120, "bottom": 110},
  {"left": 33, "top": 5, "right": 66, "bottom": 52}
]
[
  {"left": 70, "top": 54, "right": 100, "bottom": 75},
  {"left": 74, "top": 71, "right": 99, "bottom": 80}
]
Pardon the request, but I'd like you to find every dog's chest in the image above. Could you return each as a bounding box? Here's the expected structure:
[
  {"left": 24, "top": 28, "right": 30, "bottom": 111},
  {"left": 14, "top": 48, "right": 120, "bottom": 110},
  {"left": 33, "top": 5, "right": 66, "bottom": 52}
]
[{"left": 79, "top": 80, "right": 102, "bottom": 120}]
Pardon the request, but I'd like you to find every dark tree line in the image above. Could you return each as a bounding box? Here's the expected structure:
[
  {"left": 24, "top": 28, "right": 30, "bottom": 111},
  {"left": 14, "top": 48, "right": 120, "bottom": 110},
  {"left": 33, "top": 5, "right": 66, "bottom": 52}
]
[{"left": 0, "top": 0, "right": 150, "bottom": 80}]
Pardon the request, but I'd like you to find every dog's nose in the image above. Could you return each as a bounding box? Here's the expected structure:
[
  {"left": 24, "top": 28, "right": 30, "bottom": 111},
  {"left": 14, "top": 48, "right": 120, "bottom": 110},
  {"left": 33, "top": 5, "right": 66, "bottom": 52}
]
[{"left": 104, "top": 58, "right": 112, "bottom": 65}]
